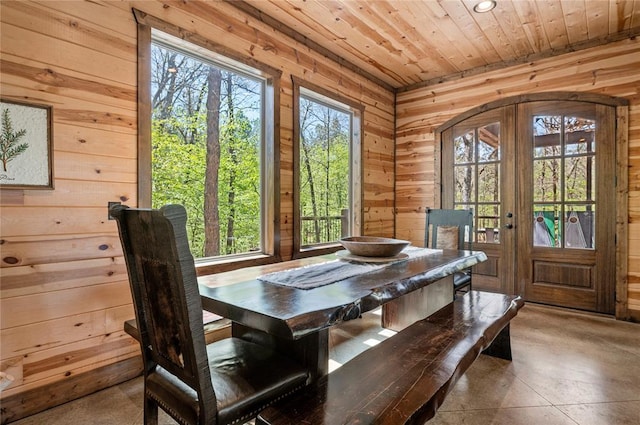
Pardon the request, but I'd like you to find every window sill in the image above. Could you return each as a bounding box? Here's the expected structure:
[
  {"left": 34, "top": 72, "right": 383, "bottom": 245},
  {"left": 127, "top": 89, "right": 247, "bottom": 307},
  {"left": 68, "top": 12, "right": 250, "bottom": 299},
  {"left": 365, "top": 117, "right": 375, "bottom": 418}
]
[
  {"left": 195, "top": 253, "right": 280, "bottom": 276},
  {"left": 294, "top": 243, "right": 343, "bottom": 259}
]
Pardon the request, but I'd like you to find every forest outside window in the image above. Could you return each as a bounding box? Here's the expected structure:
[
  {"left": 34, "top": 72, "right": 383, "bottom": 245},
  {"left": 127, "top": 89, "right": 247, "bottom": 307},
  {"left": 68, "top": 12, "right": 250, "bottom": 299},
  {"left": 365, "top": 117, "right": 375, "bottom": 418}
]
[
  {"left": 293, "top": 79, "right": 363, "bottom": 256},
  {"left": 143, "top": 28, "right": 277, "bottom": 262}
]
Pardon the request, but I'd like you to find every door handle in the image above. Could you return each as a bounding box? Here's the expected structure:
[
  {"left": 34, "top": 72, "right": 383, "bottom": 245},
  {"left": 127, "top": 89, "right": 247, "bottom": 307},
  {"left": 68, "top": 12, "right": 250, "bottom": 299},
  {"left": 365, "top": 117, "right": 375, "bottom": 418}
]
[{"left": 505, "top": 223, "right": 514, "bottom": 229}]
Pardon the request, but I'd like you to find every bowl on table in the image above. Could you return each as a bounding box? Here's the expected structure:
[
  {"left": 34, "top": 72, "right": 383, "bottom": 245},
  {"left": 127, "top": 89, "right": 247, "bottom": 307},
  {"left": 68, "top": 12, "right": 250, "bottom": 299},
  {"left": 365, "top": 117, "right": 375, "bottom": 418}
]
[{"left": 339, "top": 236, "right": 410, "bottom": 258}]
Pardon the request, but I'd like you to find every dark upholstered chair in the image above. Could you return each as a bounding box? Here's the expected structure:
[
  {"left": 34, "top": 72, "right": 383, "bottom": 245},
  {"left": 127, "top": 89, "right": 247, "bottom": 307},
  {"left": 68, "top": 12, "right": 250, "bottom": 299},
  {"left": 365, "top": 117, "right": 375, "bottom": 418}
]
[
  {"left": 111, "top": 204, "right": 309, "bottom": 425},
  {"left": 425, "top": 208, "right": 474, "bottom": 296}
]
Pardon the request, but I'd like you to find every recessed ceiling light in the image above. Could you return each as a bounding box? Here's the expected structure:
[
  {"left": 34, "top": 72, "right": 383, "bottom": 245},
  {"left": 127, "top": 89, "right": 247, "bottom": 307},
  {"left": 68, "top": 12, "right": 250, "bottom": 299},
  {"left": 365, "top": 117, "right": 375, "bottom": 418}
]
[{"left": 473, "top": 0, "right": 496, "bottom": 13}]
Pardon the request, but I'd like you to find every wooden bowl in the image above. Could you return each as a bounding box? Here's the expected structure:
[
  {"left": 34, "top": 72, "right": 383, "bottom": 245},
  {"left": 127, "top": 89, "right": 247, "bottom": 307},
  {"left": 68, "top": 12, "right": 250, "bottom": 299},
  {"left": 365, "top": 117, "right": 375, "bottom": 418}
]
[{"left": 340, "top": 236, "right": 410, "bottom": 257}]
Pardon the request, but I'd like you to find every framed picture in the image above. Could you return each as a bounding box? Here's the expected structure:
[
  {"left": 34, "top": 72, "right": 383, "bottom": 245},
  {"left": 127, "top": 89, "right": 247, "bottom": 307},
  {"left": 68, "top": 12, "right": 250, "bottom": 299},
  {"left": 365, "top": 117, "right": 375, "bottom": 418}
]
[{"left": 0, "top": 99, "right": 53, "bottom": 189}]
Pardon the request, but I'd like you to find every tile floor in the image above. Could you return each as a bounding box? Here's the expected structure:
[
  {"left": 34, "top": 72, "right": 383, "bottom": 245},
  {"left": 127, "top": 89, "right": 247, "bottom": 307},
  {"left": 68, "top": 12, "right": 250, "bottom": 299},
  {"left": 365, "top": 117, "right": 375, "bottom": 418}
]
[{"left": 11, "top": 303, "right": 640, "bottom": 425}]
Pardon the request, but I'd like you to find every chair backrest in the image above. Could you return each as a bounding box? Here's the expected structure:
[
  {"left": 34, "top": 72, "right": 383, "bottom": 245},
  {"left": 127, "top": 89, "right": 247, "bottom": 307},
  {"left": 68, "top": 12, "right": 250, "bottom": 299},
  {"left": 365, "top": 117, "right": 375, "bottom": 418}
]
[
  {"left": 111, "top": 204, "right": 215, "bottom": 405},
  {"left": 425, "top": 208, "right": 473, "bottom": 250}
]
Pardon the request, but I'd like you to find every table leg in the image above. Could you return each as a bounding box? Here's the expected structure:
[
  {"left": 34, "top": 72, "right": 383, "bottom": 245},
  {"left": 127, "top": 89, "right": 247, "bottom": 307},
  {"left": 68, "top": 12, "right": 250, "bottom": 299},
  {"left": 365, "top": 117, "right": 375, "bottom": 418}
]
[
  {"left": 381, "top": 275, "right": 453, "bottom": 331},
  {"left": 232, "top": 323, "right": 329, "bottom": 381}
]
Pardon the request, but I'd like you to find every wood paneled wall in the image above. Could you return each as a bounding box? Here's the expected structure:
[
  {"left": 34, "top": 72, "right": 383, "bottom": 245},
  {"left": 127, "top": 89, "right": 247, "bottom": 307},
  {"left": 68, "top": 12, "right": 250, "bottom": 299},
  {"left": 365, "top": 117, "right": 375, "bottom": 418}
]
[
  {"left": 395, "top": 37, "right": 640, "bottom": 320},
  {"left": 2, "top": 0, "right": 637, "bottom": 421},
  {"left": 0, "top": 1, "right": 394, "bottom": 422}
]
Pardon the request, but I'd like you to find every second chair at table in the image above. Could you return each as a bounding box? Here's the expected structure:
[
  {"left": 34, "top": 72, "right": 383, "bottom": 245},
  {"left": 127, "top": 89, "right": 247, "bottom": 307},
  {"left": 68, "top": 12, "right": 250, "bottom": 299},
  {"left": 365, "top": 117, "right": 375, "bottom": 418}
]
[
  {"left": 111, "top": 204, "right": 309, "bottom": 425},
  {"left": 425, "top": 208, "right": 474, "bottom": 297}
]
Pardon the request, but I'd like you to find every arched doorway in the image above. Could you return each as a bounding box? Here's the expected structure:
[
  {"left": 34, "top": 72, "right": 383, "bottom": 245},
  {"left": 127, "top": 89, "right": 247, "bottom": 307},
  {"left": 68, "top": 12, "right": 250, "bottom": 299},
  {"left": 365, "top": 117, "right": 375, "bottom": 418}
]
[{"left": 437, "top": 93, "right": 628, "bottom": 315}]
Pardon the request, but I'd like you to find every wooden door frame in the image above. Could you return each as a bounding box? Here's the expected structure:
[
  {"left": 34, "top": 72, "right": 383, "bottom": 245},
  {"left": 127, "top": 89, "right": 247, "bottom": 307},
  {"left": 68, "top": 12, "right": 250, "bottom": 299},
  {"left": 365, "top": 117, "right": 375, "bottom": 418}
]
[
  {"left": 439, "top": 107, "right": 517, "bottom": 295},
  {"left": 516, "top": 101, "right": 616, "bottom": 313},
  {"left": 435, "top": 92, "right": 630, "bottom": 320}
]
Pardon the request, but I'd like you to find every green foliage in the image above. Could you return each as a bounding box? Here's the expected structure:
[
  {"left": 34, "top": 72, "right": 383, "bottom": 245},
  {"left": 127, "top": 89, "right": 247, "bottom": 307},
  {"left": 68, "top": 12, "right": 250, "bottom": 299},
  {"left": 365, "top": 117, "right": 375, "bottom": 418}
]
[
  {"left": 151, "top": 111, "right": 261, "bottom": 257},
  {"left": 151, "top": 119, "right": 206, "bottom": 252},
  {"left": 150, "top": 40, "right": 264, "bottom": 258},
  {"left": 299, "top": 98, "right": 351, "bottom": 245},
  {"left": 218, "top": 111, "right": 261, "bottom": 254},
  {"left": 0, "top": 108, "right": 29, "bottom": 172}
]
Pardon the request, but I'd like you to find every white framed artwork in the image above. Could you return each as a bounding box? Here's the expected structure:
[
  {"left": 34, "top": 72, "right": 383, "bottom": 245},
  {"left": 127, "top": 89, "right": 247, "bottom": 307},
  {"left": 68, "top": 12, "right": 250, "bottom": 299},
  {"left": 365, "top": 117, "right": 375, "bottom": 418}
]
[{"left": 0, "top": 99, "right": 53, "bottom": 189}]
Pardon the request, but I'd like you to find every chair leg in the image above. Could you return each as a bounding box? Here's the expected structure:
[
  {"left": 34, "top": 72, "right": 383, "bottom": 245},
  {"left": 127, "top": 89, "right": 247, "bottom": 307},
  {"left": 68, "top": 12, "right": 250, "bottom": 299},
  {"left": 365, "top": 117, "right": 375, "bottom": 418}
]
[
  {"left": 144, "top": 394, "right": 159, "bottom": 425},
  {"left": 453, "top": 281, "right": 472, "bottom": 300}
]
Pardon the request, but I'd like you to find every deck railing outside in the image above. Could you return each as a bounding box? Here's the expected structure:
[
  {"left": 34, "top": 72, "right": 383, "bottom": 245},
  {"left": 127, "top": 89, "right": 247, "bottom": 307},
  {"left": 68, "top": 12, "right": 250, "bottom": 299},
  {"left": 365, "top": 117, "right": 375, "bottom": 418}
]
[{"left": 301, "top": 209, "right": 349, "bottom": 247}]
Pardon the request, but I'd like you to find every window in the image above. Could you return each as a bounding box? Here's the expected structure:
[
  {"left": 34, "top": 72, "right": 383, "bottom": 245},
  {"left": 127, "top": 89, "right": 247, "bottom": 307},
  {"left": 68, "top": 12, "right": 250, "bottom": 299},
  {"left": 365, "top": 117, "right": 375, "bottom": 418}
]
[
  {"left": 452, "top": 120, "right": 501, "bottom": 244},
  {"left": 293, "top": 78, "right": 363, "bottom": 255},
  {"left": 532, "top": 114, "right": 596, "bottom": 249},
  {"left": 137, "top": 20, "right": 279, "bottom": 264}
]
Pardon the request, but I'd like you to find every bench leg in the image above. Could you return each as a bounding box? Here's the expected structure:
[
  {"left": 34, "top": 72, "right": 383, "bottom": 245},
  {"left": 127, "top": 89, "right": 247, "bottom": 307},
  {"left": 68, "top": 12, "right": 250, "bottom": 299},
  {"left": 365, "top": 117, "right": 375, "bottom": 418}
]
[{"left": 482, "top": 323, "right": 513, "bottom": 361}]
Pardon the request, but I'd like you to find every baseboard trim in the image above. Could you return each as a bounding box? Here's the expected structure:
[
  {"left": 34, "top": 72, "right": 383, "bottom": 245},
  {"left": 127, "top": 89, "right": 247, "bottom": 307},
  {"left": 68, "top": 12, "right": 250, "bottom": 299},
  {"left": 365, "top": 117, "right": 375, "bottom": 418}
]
[{"left": 0, "top": 356, "right": 143, "bottom": 424}]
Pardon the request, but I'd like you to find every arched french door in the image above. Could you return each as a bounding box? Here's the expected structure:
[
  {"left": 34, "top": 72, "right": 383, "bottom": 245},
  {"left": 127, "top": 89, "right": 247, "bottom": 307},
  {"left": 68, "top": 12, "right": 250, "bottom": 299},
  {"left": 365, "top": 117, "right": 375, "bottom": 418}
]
[{"left": 438, "top": 93, "right": 627, "bottom": 315}]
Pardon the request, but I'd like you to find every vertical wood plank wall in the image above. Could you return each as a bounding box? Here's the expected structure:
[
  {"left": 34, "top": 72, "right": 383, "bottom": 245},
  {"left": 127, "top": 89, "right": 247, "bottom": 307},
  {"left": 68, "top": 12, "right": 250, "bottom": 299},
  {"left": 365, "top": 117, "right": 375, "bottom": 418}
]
[
  {"left": 395, "top": 38, "right": 640, "bottom": 319},
  {"left": 0, "top": 1, "right": 394, "bottom": 421}
]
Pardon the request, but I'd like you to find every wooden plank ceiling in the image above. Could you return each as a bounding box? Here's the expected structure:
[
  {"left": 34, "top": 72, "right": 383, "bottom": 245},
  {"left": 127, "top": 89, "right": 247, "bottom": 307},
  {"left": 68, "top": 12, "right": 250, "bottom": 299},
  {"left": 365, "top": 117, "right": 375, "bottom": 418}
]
[{"left": 238, "top": 0, "right": 640, "bottom": 91}]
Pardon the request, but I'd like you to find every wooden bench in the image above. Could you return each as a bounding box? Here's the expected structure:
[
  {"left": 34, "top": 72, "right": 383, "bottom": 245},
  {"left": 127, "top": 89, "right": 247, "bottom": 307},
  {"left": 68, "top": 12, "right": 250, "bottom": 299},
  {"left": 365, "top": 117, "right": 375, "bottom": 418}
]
[
  {"left": 256, "top": 290, "right": 524, "bottom": 425},
  {"left": 124, "top": 310, "right": 231, "bottom": 344}
]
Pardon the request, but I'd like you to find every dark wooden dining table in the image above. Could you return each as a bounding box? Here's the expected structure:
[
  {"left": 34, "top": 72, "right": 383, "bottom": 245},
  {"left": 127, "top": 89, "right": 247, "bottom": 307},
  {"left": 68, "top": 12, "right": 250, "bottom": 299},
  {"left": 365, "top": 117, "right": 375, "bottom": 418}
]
[{"left": 198, "top": 248, "right": 487, "bottom": 380}]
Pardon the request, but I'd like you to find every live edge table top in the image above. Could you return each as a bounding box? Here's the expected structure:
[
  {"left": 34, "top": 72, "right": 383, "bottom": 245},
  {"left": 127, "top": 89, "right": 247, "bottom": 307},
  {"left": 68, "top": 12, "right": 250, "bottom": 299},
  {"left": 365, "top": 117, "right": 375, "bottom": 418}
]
[{"left": 198, "top": 249, "right": 487, "bottom": 340}]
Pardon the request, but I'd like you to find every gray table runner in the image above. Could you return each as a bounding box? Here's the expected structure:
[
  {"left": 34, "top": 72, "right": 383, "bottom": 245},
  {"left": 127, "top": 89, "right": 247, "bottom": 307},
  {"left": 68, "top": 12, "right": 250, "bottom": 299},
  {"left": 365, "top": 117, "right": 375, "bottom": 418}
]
[{"left": 258, "top": 247, "right": 440, "bottom": 289}]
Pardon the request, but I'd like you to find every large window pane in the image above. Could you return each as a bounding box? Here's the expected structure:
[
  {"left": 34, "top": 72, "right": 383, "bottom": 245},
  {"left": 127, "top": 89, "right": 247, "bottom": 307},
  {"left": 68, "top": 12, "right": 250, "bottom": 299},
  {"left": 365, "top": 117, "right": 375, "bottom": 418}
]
[
  {"left": 298, "top": 94, "right": 352, "bottom": 248},
  {"left": 150, "top": 39, "right": 264, "bottom": 258}
]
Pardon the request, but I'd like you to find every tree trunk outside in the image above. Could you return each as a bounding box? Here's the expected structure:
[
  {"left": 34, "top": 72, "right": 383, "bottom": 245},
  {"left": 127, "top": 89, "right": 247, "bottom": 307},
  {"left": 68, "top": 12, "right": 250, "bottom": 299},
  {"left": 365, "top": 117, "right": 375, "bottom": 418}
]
[
  {"left": 225, "top": 74, "right": 237, "bottom": 254},
  {"left": 204, "top": 67, "right": 222, "bottom": 257},
  {"left": 301, "top": 134, "right": 320, "bottom": 243}
]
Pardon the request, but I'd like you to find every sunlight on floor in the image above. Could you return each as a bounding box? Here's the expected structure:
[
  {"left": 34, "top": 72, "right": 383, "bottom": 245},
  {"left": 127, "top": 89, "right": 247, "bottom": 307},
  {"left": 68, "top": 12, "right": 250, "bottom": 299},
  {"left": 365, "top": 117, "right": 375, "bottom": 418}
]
[
  {"left": 378, "top": 328, "right": 397, "bottom": 338},
  {"left": 327, "top": 359, "right": 342, "bottom": 373},
  {"left": 362, "top": 338, "right": 381, "bottom": 347}
]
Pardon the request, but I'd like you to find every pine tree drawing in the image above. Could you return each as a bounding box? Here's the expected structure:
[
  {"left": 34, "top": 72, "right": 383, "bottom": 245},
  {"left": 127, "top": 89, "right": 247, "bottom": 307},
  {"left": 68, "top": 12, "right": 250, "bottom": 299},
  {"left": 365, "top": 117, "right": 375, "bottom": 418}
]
[{"left": 1, "top": 108, "right": 29, "bottom": 172}]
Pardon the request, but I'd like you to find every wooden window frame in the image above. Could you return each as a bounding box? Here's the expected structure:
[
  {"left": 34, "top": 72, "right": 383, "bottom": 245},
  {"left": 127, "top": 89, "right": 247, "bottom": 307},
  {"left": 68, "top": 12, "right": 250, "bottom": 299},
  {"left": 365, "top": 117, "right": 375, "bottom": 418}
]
[
  {"left": 134, "top": 9, "right": 283, "bottom": 273},
  {"left": 291, "top": 76, "right": 364, "bottom": 258}
]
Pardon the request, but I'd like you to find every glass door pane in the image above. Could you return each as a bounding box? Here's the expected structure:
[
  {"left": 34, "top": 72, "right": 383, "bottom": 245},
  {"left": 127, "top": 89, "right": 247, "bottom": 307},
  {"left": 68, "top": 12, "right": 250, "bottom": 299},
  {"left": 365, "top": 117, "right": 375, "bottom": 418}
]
[
  {"left": 531, "top": 115, "right": 595, "bottom": 249},
  {"left": 453, "top": 122, "right": 501, "bottom": 244}
]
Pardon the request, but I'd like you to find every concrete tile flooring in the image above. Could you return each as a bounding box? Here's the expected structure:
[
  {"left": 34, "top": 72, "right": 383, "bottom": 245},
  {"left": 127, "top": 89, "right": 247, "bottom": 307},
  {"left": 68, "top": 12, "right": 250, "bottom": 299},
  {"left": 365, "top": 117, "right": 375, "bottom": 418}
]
[{"left": 12, "top": 303, "right": 640, "bottom": 425}]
